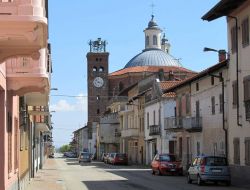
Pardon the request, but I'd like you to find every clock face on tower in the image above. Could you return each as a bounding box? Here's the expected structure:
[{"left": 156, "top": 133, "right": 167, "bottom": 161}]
[{"left": 93, "top": 77, "right": 104, "bottom": 88}]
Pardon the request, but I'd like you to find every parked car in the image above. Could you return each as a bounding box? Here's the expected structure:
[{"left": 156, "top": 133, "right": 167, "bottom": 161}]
[
  {"left": 110, "top": 153, "right": 128, "bottom": 165},
  {"left": 104, "top": 153, "right": 110, "bottom": 163},
  {"left": 151, "top": 154, "right": 183, "bottom": 176},
  {"left": 187, "top": 156, "right": 231, "bottom": 186},
  {"left": 78, "top": 152, "right": 92, "bottom": 163},
  {"left": 107, "top": 153, "right": 116, "bottom": 164},
  {"left": 63, "top": 152, "right": 77, "bottom": 158},
  {"left": 101, "top": 153, "right": 108, "bottom": 162}
]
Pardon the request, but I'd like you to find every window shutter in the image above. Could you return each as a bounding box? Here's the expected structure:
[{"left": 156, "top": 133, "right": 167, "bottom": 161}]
[{"left": 244, "top": 76, "right": 250, "bottom": 101}]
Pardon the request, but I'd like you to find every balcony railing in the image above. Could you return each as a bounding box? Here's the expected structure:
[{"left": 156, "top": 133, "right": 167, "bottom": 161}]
[
  {"left": 164, "top": 117, "right": 183, "bottom": 131},
  {"left": 182, "top": 117, "right": 202, "bottom": 132},
  {"left": 149, "top": 125, "right": 161, "bottom": 136},
  {"left": 100, "top": 112, "right": 119, "bottom": 124}
]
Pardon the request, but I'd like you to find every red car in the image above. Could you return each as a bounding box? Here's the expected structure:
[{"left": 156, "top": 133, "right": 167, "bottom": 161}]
[
  {"left": 151, "top": 154, "right": 183, "bottom": 175},
  {"left": 110, "top": 153, "right": 128, "bottom": 165}
]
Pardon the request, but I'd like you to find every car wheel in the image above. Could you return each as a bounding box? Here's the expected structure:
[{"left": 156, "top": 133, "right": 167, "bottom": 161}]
[
  {"left": 187, "top": 174, "right": 192, "bottom": 184},
  {"left": 197, "top": 175, "right": 203, "bottom": 186}
]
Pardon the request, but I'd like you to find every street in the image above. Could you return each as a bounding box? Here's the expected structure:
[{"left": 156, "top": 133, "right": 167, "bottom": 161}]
[{"left": 27, "top": 154, "right": 248, "bottom": 190}]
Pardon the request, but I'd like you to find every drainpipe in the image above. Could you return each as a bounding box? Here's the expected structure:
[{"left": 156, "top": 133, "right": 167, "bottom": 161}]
[{"left": 228, "top": 15, "right": 242, "bottom": 126}]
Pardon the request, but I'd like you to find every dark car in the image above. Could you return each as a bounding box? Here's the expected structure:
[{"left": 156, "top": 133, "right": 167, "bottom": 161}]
[
  {"left": 78, "top": 152, "right": 91, "bottom": 163},
  {"left": 151, "top": 154, "right": 183, "bottom": 175},
  {"left": 110, "top": 153, "right": 128, "bottom": 165},
  {"left": 187, "top": 156, "right": 231, "bottom": 186}
]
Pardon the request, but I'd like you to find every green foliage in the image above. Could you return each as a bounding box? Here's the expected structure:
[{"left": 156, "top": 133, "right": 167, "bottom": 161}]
[{"left": 59, "top": 144, "right": 71, "bottom": 153}]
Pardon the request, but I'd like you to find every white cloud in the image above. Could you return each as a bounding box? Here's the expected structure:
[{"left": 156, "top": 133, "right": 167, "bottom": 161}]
[{"left": 50, "top": 93, "right": 87, "bottom": 112}]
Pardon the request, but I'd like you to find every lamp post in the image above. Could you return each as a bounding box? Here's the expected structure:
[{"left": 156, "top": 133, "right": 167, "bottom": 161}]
[{"left": 204, "top": 47, "right": 228, "bottom": 160}]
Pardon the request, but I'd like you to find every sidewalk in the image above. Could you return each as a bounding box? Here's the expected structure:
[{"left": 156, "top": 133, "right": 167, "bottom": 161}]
[{"left": 26, "top": 159, "right": 66, "bottom": 190}]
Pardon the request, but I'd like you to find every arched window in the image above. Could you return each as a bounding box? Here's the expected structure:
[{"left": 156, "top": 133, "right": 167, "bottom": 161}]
[
  {"left": 93, "top": 67, "right": 97, "bottom": 72},
  {"left": 97, "top": 109, "right": 100, "bottom": 114},
  {"left": 119, "top": 82, "right": 124, "bottom": 92},
  {"left": 99, "top": 67, "right": 104, "bottom": 72},
  {"left": 146, "top": 36, "right": 149, "bottom": 46},
  {"left": 153, "top": 35, "right": 157, "bottom": 45}
]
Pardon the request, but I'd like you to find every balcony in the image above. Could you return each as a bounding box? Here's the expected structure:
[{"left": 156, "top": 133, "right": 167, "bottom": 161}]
[
  {"left": 182, "top": 117, "right": 202, "bottom": 132},
  {"left": 149, "top": 125, "right": 161, "bottom": 136},
  {"left": 121, "top": 128, "right": 139, "bottom": 138},
  {"left": 34, "top": 114, "right": 50, "bottom": 132},
  {"left": 0, "top": 0, "right": 48, "bottom": 62},
  {"left": 100, "top": 113, "right": 119, "bottom": 124},
  {"left": 164, "top": 117, "right": 183, "bottom": 131},
  {"left": 6, "top": 48, "right": 50, "bottom": 96}
]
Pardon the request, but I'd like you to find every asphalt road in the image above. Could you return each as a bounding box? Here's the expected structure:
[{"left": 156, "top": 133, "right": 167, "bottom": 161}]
[{"left": 54, "top": 155, "right": 248, "bottom": 190}]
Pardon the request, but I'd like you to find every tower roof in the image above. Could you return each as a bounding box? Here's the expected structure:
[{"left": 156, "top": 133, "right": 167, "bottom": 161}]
[{"left": 147, "top": 15, "right": 160, "bottom": 29}]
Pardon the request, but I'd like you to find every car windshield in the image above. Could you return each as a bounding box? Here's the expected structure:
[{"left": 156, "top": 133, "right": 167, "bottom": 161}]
[
  {"left": 159, "top": 154, "right": 176, "bottom": 162},
  {"left": 205, "top": 157, "right": 228, "bottom": 166},
  {"left": 81, "top": 153, "right": 89, "bottom": 158}
]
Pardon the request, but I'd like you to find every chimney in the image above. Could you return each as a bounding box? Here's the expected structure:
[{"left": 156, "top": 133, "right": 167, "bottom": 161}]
[{"left": 218, "top": 50, "right": 226, "bottom": 62}]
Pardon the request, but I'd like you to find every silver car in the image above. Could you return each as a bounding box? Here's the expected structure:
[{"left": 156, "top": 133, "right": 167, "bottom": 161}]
[
  {"left": 78, "top": 152, "right": 91, "bottom": 163},
  {"left": 187, "top": 156, "right": 231, "bottom": 186}
]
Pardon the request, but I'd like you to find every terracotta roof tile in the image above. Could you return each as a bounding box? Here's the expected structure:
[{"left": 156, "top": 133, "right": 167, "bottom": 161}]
[
  {"left": 109, "top": 66, "right": 196, "bottom": 76},
  {"left": 160, "top": 81, "right": 181, "bottom": 90},
  {"left": 162, "top": 92, "right": 176, "bottom": 98}
]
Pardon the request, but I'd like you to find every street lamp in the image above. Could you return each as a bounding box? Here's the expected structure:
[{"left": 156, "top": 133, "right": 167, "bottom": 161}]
[{"left": 204, "top": 47, "right": 228, "bottom": 161}]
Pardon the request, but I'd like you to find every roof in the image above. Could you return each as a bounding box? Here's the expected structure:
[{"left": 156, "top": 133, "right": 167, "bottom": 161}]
[
  {"left": 162, "top": 92, "right": 176, "bottom": 98},
  {"left": 109, "top": 66, "right": 195, "bottom": 76},
  {"left": 163, "top": 60, "right": 228, "bottom": 93},
  {"left": 202, "top": 0, "right": 247, "bottom": 21},
  {"left": 160, "top": 81, "right": 181, "bottom": 91},
  {"left": 124, "top": 48, "right": 182, "bottom": 68}
]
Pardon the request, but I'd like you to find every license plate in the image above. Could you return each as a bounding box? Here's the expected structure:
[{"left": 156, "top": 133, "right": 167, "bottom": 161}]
[
  {"left": 212, "top": 169, "right": 221, "bottom": 173},
  {"left": 170, "top": 169, "right": 176, "bottom": 171}
]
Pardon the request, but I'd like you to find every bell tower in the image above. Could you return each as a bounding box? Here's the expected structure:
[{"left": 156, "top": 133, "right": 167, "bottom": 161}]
[{"left": 86, "top": 38, "right": 109, "bottom": 128}]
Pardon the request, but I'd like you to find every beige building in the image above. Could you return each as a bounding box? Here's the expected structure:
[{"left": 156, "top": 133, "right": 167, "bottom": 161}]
[{"left": 202, "top": 0, "right": 250, "bottom": 187}]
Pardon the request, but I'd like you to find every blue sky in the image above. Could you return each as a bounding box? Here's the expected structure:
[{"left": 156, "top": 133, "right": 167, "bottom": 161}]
[{"left": 48, "top": 0, "right": 227, "bottom": 147}]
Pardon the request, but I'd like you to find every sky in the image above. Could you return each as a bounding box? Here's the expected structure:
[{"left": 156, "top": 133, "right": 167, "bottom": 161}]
[{"left": 48, "top": 0, "right": 227, "bottom": 148}]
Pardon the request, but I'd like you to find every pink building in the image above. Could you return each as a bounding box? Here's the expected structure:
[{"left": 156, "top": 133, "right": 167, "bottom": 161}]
[{"left": 0, "top": 1, "right": 50, "bottom": 190}]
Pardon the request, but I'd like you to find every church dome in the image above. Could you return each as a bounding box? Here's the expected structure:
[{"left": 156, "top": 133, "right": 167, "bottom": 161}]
[{"left": 124, "top": 48, "right": 182, "bottom": 68}]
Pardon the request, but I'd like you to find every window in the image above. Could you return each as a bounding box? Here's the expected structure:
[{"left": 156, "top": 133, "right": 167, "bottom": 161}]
[
  {"left": 244, "top": 76, "right": 250, "bottom": 120},
  {"left": 196, "top": 100, "right": 200, "bottom": 118},
  {"left": 147, "top": 112, "right": 149, "bottom": 129},
  {"left": 119, "top": 82, "right": 124, "bottom": 92},
  {"left": 186, "top": 94, "right": 190, "bottom": 114},
  {"left": 233, "top": 138, "right": 240, "bottom": 164},
  {"left": 146, "top": 36, "right": 149, "bottom": 46},
  {"left": 96, "top": 95, "right": 100, "bottom": 101},
  {"left": 231, "top": 25, "right": 237, "bottom": 53},
  {"left": 179, "top": 137, "right": 182, "bottom": 159},
  {"left": 93, "top": 67, "right": 97, "bottom": 72},
  {"left": 211, "top": 76, "right": 214, "bottom": 85},
  {"left": 245, "top": 138, "right": 250, "bottom": 166},
  {"left": 211, "top": 96, "right": 215, "bottom": 115},
  {"left": 242, "top": 17, "right": 249, "bottom": 47},
  {"left": 97, "top": 109, "right": 100, "bottom": 114},
  {"left": 153, "top": 110, "right": 156, "bottom": 125},
  {"left": 219, "top": 72, "right": 223, "bottom": 82},
  {"left": 99, "top": 67, "right": 104, "bottom": 72},
  {"left": 153, "top": 35, "right": 157, "bottom": 45},
  {"left": 219, "top": 94, "right": 223, "bottom": 113},
  {"left": 197, "top": 141, "right": 200, "bottom": 156},
  {"left": 232, "top": 80, "right": 237, "bottom": 107},
  {"left": 196, "top": 82, "right": 199, "bottom": 91}
]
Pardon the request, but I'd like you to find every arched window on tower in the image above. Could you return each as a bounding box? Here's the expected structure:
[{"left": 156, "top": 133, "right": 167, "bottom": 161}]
[
  {"left": 119, "top": 82, "right": 124, "bottom": 92},
  {"left": 99, "top": 67, "right": 104, "bottom": 72},
  {"left": 153, "top": 35, "right": 157, "bottom": 45},
  {"left": 93, "top": 67, "right": 97, "bottom": 72},
  {"left": 97, "top": 109, "right": 100, "bottom": 114},
  {"left": 146, "top": 36, "right": 149, "bottom": 46}
]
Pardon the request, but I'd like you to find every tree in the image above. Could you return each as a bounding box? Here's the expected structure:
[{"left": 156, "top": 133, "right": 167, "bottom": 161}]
[{"left": 59, "top": 144, "right": 71, "bottom": 153}]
